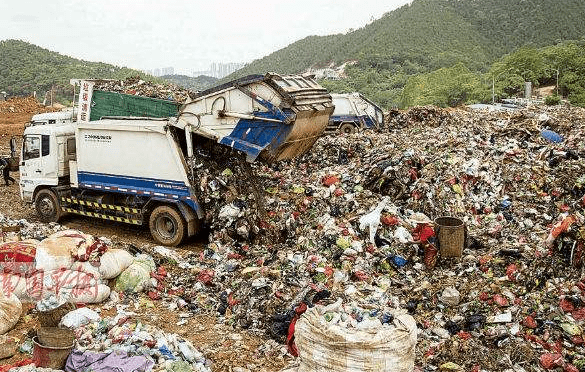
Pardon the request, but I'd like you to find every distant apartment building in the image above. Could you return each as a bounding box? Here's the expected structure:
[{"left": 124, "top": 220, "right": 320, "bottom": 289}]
[
  {"left": 161, "top": 67, "right": 174, "bottom": 76},
  {"left": 192, "top": 62, "right": 245, "bottom": 79}
]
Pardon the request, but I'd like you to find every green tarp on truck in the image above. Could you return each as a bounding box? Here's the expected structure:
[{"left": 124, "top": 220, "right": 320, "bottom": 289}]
[{"left": 89, "top": 90, "right": 180, "bottom": 121}]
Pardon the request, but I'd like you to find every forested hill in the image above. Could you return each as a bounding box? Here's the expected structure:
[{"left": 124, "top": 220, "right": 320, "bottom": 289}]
[
  {"left": 0, "top": 40, "right": 152, "bottom": 102},
  {"left": 230, "top": 0, "right": 585, "bottom": 78}
]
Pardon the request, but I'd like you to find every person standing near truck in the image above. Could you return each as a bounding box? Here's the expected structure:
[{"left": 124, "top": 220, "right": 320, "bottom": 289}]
[{"left": 0, "top": 157, "right": 15, "bottom": 186}]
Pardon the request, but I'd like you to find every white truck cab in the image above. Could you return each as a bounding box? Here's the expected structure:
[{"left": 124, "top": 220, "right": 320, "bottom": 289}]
[{"left": 20, "top": 123, "right": 76, "bottom": 203}]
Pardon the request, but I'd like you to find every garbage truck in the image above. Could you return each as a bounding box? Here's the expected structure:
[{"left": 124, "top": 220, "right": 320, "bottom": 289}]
[
  {"left": 19, "top": 74, "right": 334, "bottom": 246},
  {"left": 328, "top": 93, "right": 383, "bottom": 133}
]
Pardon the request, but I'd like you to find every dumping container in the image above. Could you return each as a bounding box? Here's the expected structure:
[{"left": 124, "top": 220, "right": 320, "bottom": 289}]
[{"left": 177, "top": 73, "right": 335, "bottom": 162}]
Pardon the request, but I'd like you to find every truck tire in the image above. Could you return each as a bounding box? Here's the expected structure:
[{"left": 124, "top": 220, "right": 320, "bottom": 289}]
[
  {"left": 35, "top": 189, "right": 61, "bottom": 223},
  {"left": 149, "top": 205, "right": 186, "bottom": 246},
  {"left": 339, "top": 123, "right": 356, "bottom": 134}
]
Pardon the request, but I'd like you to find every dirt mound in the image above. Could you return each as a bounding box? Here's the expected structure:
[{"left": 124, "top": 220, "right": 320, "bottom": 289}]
[{"left": 0, "top": 96, "right": 54, "bottom": 114}]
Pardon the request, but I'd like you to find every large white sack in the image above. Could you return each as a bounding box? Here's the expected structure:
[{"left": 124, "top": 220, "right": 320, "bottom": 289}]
[
  {"left": 41, "top": 269, "right": 101, "bottom": 293},
  {"left": 70, "top": 261, "right": 102, "bottom": 279},
  {"left": 35, "top": 230, "right": 106, "bottom": 272},
  {"left": 0, "top": 273, "right": 27, "bottom": 299},
  {"left": 0, "top": 291, "right": 22, "bottom": 335},
  {"left": 294, "top": 308, "right": 417, "bottom": 372},
  {"left": 35, "top": 232, "right": 77, "bottom": 271},
  {"left": 66, "top": 283, "right": 111, "bottom": 304},
  {"left": 98, "top": 249, "right": 134, "bottom": 279}
]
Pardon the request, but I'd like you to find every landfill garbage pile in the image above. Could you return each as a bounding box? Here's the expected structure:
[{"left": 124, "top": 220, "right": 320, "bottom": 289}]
[
  {"left": 186, "top": 148, "right": 271, "bottom": 245},
  {"left": 67, "top": 305, "right": 212, "bottom": 372},
  {"left": 0, "top": 97, "right": 55, "bottom": 114},
  {"left": 146, "top": 104, "right": 585, "bottom": 371},
  {"left": 93, "top": 76, "right": 196, "bottom": 103}
]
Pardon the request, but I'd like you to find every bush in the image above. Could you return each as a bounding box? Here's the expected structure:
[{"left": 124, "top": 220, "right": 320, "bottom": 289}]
[{"left": 544, "top": 95, "right": 561, "bottom": 105}]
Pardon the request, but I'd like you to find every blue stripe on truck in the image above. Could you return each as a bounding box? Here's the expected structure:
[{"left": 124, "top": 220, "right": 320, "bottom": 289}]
[{"left": 77, "top": 171, "right": 201, "bottom": 214}]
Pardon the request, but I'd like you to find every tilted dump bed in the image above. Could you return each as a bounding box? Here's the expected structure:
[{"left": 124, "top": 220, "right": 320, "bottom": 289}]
[{"left": 176, "top": 73, "right": 334, "bottom": 162}]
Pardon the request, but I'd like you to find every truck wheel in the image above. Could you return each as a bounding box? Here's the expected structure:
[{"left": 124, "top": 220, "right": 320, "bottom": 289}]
[
  {"left": 149, "top": 205, "right": 185, "bottom": 246},
  {"left": 339, "top": 123, "right": 356, "bottom": 134},
  {"left": 35, "top": 189, "right": 61, "bottom": 223}
]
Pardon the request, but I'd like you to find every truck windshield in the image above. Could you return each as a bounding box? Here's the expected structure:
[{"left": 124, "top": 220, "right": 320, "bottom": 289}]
[{"left": 23, "top": 135, "right": 41, "bottom": 160}]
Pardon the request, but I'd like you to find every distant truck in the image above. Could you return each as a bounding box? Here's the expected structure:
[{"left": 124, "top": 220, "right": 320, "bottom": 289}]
[
  {"left": 328, "top": 93, "right": 384, "bottom": 133},
  {"left": 19, "top": 74, "right": 334, "bottom": 246}
]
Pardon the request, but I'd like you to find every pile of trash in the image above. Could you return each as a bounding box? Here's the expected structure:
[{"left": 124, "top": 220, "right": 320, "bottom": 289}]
[
  {"left": 60, "top": 306, "right": 212, "bottom": 372},
  {"left": 144, "top": 104, "right": 585, "bottom": 371},
  {"left": 2, "top": 103, "right": 585, "bottom": 371},
  {"left": 93, "top": 76, "right": 196, "bottom": 103},
  {"left": 0, "top": 97, "right": 54, "bottom": 114}
]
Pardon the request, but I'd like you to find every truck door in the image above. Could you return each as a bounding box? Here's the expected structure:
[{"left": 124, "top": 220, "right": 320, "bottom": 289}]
[{"left": 20, "top": 134, "right": 57, "bottom": 202}]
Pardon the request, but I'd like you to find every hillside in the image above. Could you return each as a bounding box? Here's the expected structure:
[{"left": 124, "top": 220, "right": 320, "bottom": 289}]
[
  {"left": 161, "top": 74, "right": 218, "bottom": 91},
  {"left": 233, "top": 0, "right": 585, "bottom": 77},
  {"left": 226, "top": 0, "right": 585, "bottom": 108},
  {"left": 0, "top": 39, "right": 156, "bottom": 103}
]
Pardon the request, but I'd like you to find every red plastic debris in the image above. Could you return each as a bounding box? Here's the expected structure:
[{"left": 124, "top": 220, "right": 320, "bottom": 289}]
[
  {"left": 197, "top": 269, "right": 215, "bottom": 285},
  {"left": 352, "top": 270, "right": 369, "bottom": 281},
  {"left": 287, "top": 302, "right": 308, "bottom": 357},
  {"left": 565, "top": 364, "right": 579, "bottom": 372},
  {"left": 479, "top": 255, "right": 491, "bottom": 265},
  {"left": 572, "top": 308, "right": 585, "bottom": 321},
  {"left": 493, "top": 294, "right": 509, "bottom": 307},
  {"left": 523, "top": 316, "right": 537, "bottom": 329},
  {"left": 0, "top": 359, "right": 34, "bottom": 372},
  {"left": 321, "top": 175, "right": 340, "bottom": 186},
  {"left": 333, "top": 188, "right": 345, "bottom": 197},
  {"left": 506, "top": 264, "right": 518, "bottom": 281},
  {"left": 381, "top": 215, "right": 400, "bottom": 226},
  {"left": 457, "top": 331, "right": 472, "bottom": 340},
  {"left": 539, "top": 353, "right": 564, "bottom": 369},
  {"left": 560, "top": 298, "right": 575, "bottom": 312},
  {"left": 147, "top": 291, "right": 161, "bottom": 300}
]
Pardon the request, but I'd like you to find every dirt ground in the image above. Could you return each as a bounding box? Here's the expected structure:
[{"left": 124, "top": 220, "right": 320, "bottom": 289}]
[{"left": 0, "top": 107, "right": 289, "bottom": 372}]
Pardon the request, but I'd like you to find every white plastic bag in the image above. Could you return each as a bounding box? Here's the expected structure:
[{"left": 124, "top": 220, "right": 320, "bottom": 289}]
[
  {"left": 114, "top": 254, "right": 156, "bottom": 293},
  {"left": 0, "top": 291, "right": 22, "bottom": 335},
  {"left": 294, "top": 307, "right": 417, "bottom": 372},
  {"left": 60, "top": 307, "right": 101, "bottom": 328},
  {"left": 359, "top": 197, "right": 389, "bottom": 244},
  {"left": 98, "top": 249, "right": 134, "bottom": 279}
]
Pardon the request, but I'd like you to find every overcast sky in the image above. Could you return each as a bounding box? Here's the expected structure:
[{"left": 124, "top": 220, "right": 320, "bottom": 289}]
[{"left": 1, "top": 0, "right": 411, "bottom": 75}]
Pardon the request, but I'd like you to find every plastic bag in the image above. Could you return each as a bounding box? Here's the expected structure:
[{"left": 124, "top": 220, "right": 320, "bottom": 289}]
[
  {"left": 293, "top": 307, "right": 417, "bottom": 372},
  {"left": 98, "top": 249, "right": 134, "bottom": 279},
  {"left": 0, "top": 292, "right": 22, "bottom": 335},
  {"left": 359, "top": 197, "right": 389, "bottom": 244},
  {"left": 114, "top": 254, "right": 156, "bottom": 293},
  {"left": 60, "top": 307, "right": 101, "bottom": 328}
]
